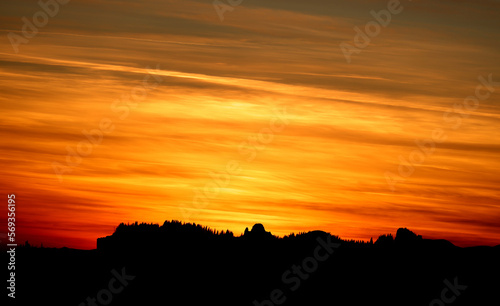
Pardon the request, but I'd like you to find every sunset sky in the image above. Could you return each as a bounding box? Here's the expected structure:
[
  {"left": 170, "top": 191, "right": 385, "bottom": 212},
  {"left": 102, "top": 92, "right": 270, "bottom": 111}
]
[{"left": 1, "top": 0, "right": 499, "bottom": 249}]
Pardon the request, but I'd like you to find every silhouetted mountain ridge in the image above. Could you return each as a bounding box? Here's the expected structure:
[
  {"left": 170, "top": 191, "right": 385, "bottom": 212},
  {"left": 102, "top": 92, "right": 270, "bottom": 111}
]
[
  {"left": 9, "top": 220, "right": 500, "bottom": 306},
  {"left": 97, "top": 220, "right": 462, "bottom": 251}
]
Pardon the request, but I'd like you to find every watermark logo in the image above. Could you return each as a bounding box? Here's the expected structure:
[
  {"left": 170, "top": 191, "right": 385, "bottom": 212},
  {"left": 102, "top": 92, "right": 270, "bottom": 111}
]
[
  {"left": 78, "top": 267, "right": 135, "bottom": 306},
  {"left": 429, "top": 277, "right": 467, "bottom": 306},
  {"left": 52, "top": 65, "right": 163, "bottom": 182},
  {"left": 253, "top": 235, "right": 340, "bottom": 306},
  {"left": 213, "top": 0, "right": 244, "bottom": 21},
  {"left": 7, "top": 0, "right": 70, "bottom": 53},
  {"left": 180, "top": 106, "right": 290, "bottom": 222},
  {"left": 385, "top": 73, "right": 499, "bottom": 191},
  {"left": 340, "top": 0, "right": 405, "bottom": 63}
]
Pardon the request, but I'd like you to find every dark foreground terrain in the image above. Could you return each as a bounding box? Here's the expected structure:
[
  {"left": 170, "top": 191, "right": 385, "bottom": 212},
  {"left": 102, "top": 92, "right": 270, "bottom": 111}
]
[{"left": 5, "top": 221, "right": 500, "bottom": 305}]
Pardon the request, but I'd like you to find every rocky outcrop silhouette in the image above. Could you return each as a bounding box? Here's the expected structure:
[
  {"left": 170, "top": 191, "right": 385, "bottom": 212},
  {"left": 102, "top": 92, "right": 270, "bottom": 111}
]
[
  {"left": 242, "top": 223, "right": 275, "bottom": 241},
  {"left": 395, "top": 227, "right": 422, "bottom": 242}
]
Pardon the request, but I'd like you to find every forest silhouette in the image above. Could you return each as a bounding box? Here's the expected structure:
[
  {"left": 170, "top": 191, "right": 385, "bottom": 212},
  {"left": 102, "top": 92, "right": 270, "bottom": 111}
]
[{"left": 6, "top": 221, "right": 500, "bottom": 305}]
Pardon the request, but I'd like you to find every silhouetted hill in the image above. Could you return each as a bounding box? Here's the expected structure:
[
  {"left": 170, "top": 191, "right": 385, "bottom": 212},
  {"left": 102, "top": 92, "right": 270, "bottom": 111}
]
[
  {"left": 8, "top": 221, "right": 500, "bottom": 306},
  {"left": 97, "top": 220, "right": 235, "bottom": 251}
]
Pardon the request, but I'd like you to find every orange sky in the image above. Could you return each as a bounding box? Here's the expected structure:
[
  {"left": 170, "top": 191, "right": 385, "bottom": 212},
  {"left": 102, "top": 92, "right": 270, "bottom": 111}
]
[{"left": 0, "top": 0, "right": 499, "bottom": 249}]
